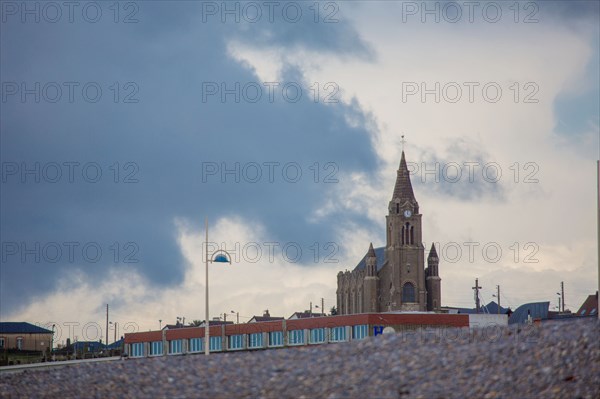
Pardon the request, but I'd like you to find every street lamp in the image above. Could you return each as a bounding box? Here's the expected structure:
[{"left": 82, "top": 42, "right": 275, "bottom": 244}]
[
  {"left": 109, "top": 321, "right": 118, "bottom": 345},
  {"left": 205, "top": 218, "right": 232, "bottom": 356},
  {"left": 230, "top": 310, "right": 239, "bottom": 324}
]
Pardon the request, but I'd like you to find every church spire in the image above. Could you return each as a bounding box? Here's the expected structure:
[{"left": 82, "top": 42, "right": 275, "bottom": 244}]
[
  {"left": 367, "top": 242, "right": 376, "bottom": 258},
  {"left": 366, "top": 242, "right": 377, "bottom": 276},
  {"left": 428, "top": 243, "right": 438, "bottom": 259},
  {"left": 391, "top": 151, "right": 417, "bottom": 205},
  {"left": 427, "top": 243, "right": 439, "bottom": 277}
]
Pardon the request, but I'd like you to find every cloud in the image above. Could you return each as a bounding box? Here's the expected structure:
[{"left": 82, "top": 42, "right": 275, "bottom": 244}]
[
  {"left": 0, "top": 3, "right": 378, "bottom": 316},
  {"left": 11, "top": 216, "right": 348, "bottom": 340},
  {"left": 1, "top": 1, "right": 598, "bottom": 325}
]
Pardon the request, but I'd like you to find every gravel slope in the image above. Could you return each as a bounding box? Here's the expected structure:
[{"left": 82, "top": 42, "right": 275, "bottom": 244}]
[{"left": 1, "top": 318, "right": 598, "bottom": 399}]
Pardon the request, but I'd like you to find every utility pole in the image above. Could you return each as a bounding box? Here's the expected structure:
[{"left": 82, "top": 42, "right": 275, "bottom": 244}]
[
  {"left": 321, "top": 298, "right": 325, "bottom": 316},
  {"left": 561, "top": 281, "right": 565, "bottom": 313},
  {"left": 558, "top": 297, "right": 561, "bottom": 313},
  {"left": 309, "top": 301, "right": 312, "bottom": 315},
  {"left": 472, "top": 278, "right": 481, "bottom": 313},
  {"left": 105, "top": 304, "right": 109, "bottom": 346},
  {"left": 497, "top": 285, "right": 500, "bottom": 314}
]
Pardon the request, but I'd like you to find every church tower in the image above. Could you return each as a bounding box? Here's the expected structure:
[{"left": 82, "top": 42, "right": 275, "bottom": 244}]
[
  {"left": 335, "top": 149, "right": 441, "bottom": 315},
  {"left": 383, "top": 151, "right": 426, "bottom": 311},
  {"left": 426, "top": 243, "right": 441, "bottom": 311},
  {"left": 363, "top": 243, "right": 379, "bottom": 312}
]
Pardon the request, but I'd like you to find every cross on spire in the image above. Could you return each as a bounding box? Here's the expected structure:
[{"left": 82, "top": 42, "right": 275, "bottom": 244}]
[{"left": 401, "top": 134, "right": 406, "bottom": 151}]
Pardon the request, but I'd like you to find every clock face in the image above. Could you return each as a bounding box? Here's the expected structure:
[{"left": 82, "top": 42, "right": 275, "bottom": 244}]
[{"left": 404, "top": 210, "right": 412, "bottom": 218}]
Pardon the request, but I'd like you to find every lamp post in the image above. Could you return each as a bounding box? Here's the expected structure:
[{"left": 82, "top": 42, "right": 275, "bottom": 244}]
[
  {"left": 109, "top": 321, "right": 118, "bottom": 344},
  {"left": 205, "top": 218, "right": 232, "bottom": 356}
]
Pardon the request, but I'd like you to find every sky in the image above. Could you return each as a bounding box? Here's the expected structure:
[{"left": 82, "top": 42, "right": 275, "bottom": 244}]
[{"left": 1, "top": 1, "right": 598, "bottom": 343}]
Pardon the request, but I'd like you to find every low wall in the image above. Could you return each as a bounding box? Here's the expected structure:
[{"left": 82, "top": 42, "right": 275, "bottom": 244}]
[{"left": 468, "top": 314, "right": 508, "bottom": 328}]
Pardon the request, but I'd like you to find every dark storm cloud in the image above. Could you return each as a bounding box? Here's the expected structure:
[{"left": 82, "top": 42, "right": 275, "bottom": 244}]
[
  {"left": 540, "top": 0, "right": 599, "bottom": 20},
  {"left": 0, "top": 1, "right": 378, "bottom": 315}
]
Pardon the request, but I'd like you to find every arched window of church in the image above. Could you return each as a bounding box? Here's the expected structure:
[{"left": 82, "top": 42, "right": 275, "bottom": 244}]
[
  {"left": 401, "top": 226, "right": 405, "bottom": 245},
  {"left": 410, "top": 226, "right": 414, "bottom": 245},
  {"left": 404, "top": 223, "right": 410, "bottom": 245},
  {"left": 402, "top": 282, "right": 415, "bottom": 303},
  {"left": 396, "top": 203, "right": 399, "bottom": 214}
]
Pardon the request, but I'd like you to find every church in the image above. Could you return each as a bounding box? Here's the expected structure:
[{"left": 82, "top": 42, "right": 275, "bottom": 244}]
[{"left": 337, "top": 151, "right": 441, "bottom": 314}]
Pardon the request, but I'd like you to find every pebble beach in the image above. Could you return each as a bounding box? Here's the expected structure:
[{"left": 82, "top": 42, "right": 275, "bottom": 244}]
[{"left": 1, "top": 318, "right": 598, "bottom": 399}]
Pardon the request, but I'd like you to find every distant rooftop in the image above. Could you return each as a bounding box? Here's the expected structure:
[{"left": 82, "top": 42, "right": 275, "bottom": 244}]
[
  {"left": 446, "top": 301, "right": 509, "bottom": 315},
  {"left": 249, "top": 310, "right": 284, "bottom": 323},
  {"left": 508, "top": 302, "right": 550, "bottom": 324},
  {"left": 288, "top": 312, "right": 325, "bottom": 319},
  {"left": 576, "top": 292, "right": 598, "bottom": 317},
  {"left": 0, "top": 322, "right": 53, "bottom": 334}
]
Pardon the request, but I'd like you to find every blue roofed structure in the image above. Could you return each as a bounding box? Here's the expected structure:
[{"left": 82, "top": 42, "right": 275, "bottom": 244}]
[
  {"left": 447, "top": 301, "right": 509, "bottom": 315},
  {"left": 70, "top": 341, "right": 105, "bottom": 352},
  {"left": 508, "top": 302, "right": 550, "bottom": 324},
  {"left": 0, "top": 322, "right": 53, "bottom": 334},
  {"left": 481, "top": 301, "right": 509, "bottom": 315},
  {"left": 105, "top": 338, "right": 124, "bottom": 350},
  {"left": 353, "top": 246, "right": 386, "bottom": 272}
]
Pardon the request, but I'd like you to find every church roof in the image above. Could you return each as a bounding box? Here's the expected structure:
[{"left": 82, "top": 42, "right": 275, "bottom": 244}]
[
  {"left": 353, "top": 246, "right": 386, "bottom": 272},
  {"left": 391, "top": 151, "right": 417, "bottom": 204}
]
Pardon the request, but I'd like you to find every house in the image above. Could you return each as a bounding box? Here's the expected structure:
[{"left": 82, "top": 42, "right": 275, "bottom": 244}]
[
  {"left": 248, "top": 310, "right": 284, "bottom": 323},
  {"left": 0, "top": 322, "right": 54, "bottom": 352},
  {"left": 162, "top": 324, "right": 184, "bottom": 330},
  {"left": 576, "top": 292, "right": 598, "bottom": 317},
  {"left": 198, "top": 318, "right": 233, "bottom": 328},
  {"left": 288, "top": 311, "right": 324, "bottom": 320}
]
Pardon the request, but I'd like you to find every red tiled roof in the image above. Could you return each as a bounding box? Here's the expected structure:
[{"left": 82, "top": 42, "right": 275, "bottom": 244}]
[{"left": 576, "top": 292, "right": 598, "bottom": 316}]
